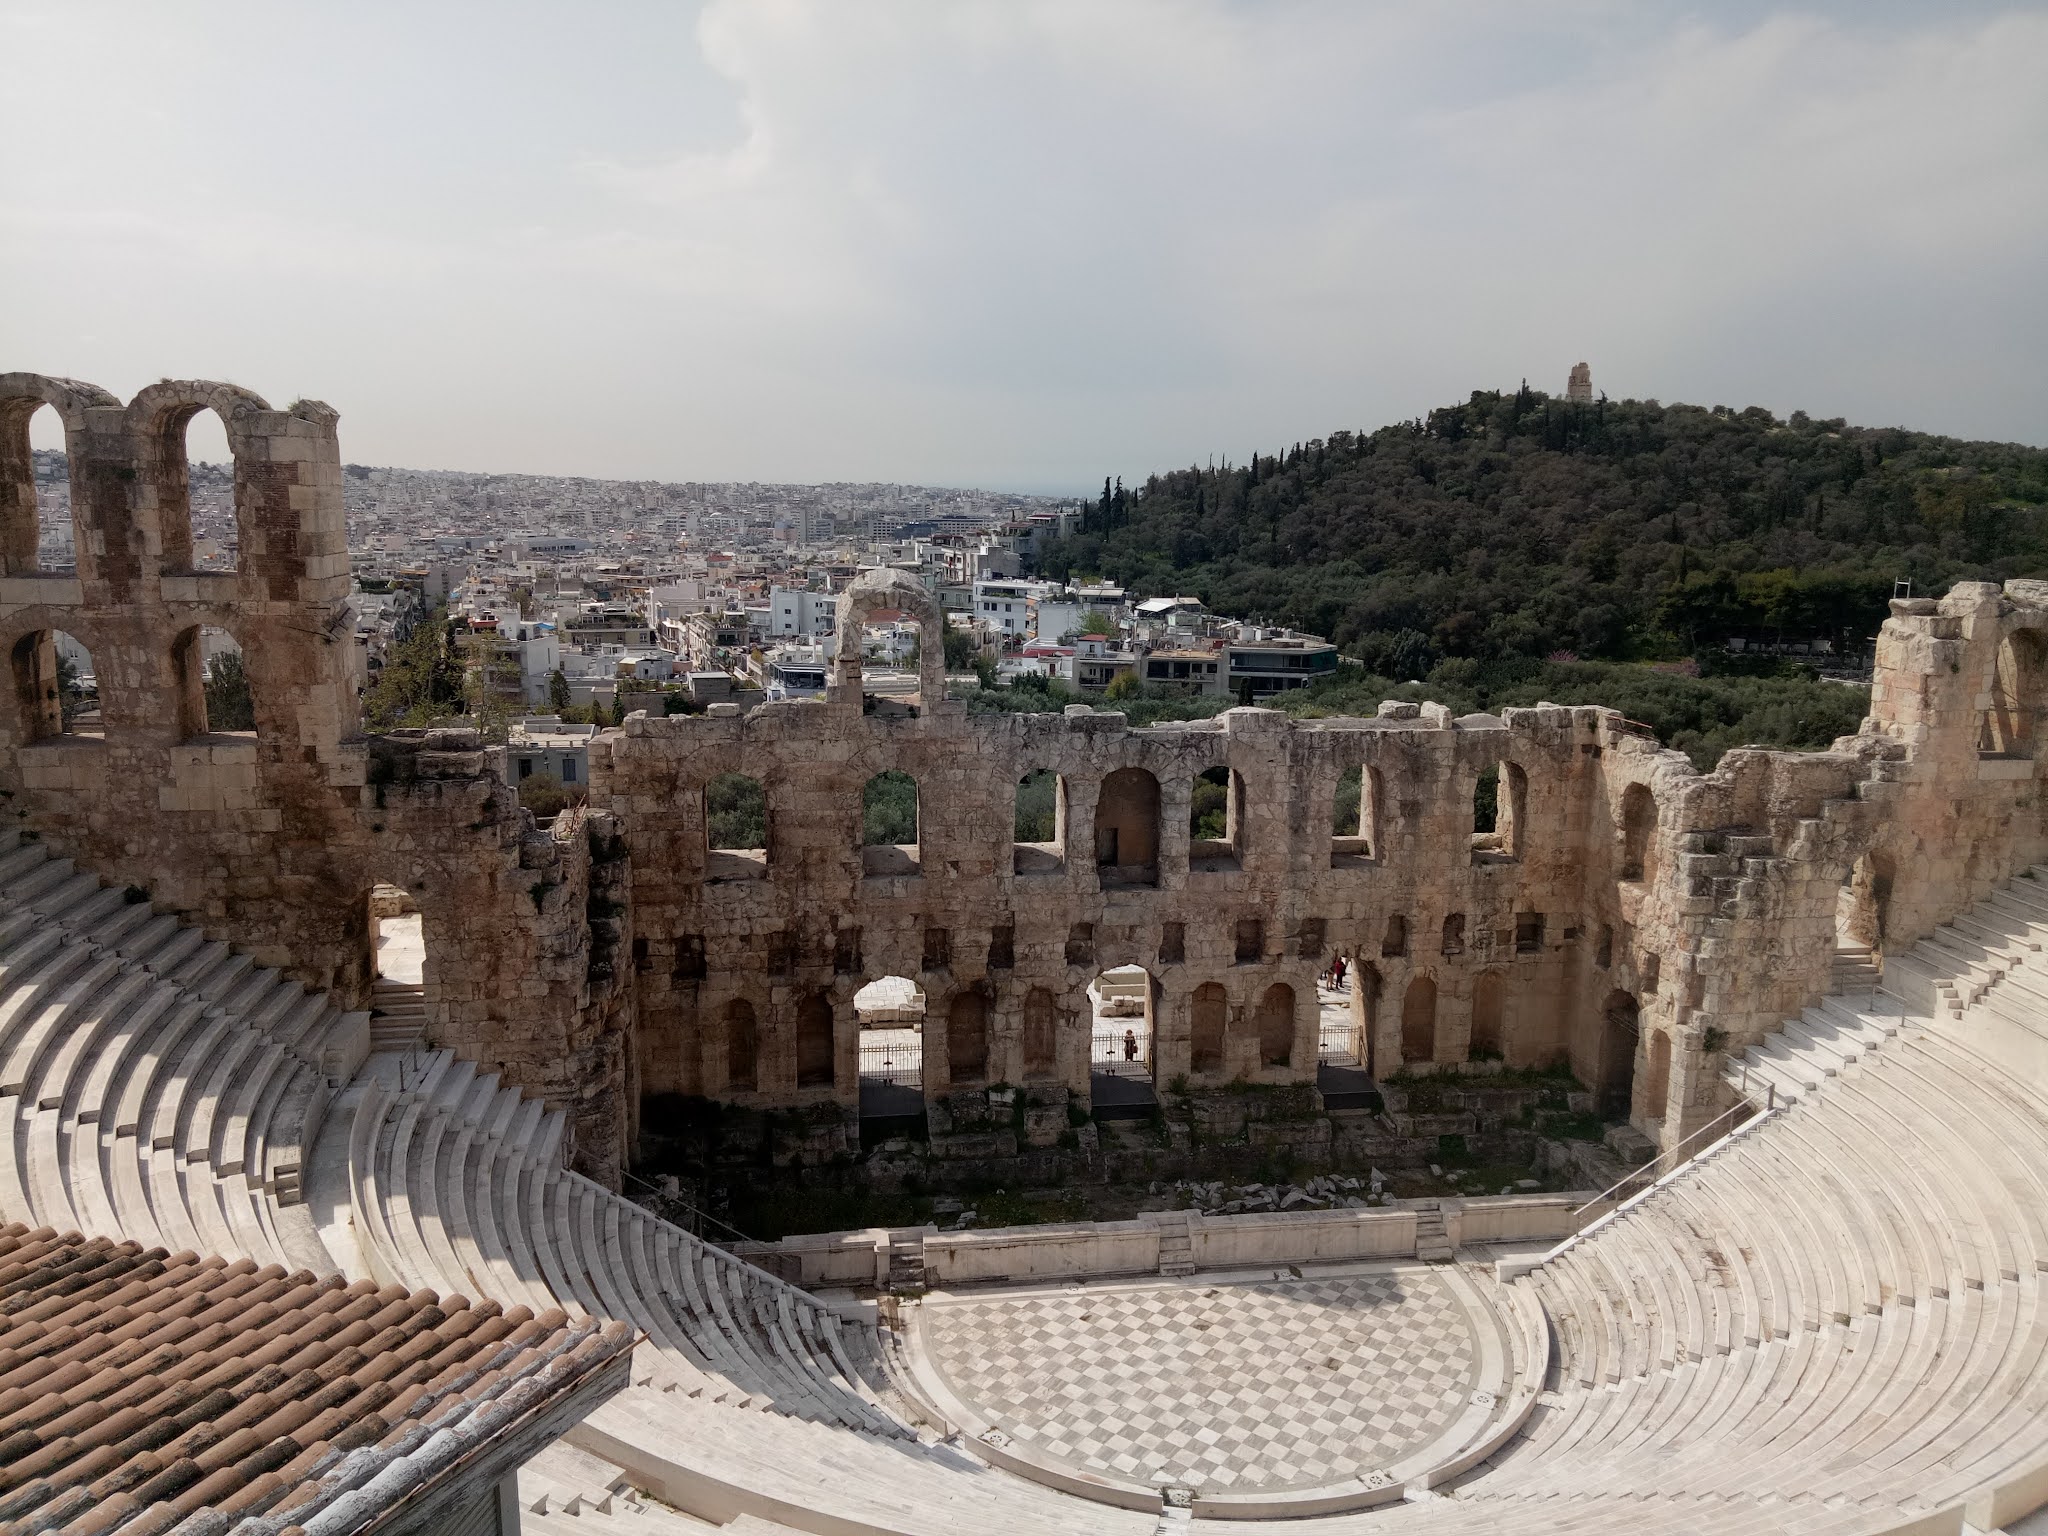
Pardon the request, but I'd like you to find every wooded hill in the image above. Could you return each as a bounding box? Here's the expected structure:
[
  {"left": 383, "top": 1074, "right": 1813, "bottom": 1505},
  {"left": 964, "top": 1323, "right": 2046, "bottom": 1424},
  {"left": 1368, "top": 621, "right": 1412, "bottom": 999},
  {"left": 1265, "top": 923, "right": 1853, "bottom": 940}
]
[{"left": 1038, "top": 388, "right": 2048, "bottom": 672}]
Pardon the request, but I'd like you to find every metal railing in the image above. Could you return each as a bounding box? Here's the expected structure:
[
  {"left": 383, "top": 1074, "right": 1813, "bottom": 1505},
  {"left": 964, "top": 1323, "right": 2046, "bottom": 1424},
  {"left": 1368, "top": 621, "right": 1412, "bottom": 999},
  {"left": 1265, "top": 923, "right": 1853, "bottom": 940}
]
[
  {"left": 1092, "top": 1025, "right": 1150, "bottom": 1078},
  {"left": 1568, "top": 1098, "right": 1755, "bottom": 1226},
  {"left": 858, "top": 1034, "right": 922, "bottom": 1085},
  {"left": 620, "top": 1168, "right": 757, "bottom": 1245}
]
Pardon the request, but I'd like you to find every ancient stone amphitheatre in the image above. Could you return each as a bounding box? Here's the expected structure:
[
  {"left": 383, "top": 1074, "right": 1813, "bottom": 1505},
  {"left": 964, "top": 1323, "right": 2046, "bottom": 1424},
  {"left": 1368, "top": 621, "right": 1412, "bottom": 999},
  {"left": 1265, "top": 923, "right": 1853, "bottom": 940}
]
[{"left": 7, "top": 369, "right": 2048, "bottom": 1534}]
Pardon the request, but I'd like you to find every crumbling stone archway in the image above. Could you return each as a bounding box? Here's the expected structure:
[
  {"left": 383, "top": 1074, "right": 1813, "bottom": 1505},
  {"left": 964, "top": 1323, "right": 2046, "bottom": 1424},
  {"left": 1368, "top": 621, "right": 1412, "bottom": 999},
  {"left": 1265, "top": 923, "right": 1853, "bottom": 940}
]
[
  {"left": 1981, "top": 629, "right": 2048, "bottom": 758},
  {"left": 830, "top": 565, "right": 946, "bottom": 704},
  {"left": 126, "top": 379, "right": 276, "bottom": 577},
  {"left": 0, "top": 372, "right": 118, "bottom": 578},
  {"left": 1095, "top": 766, "right": 1160, "bottom": 886}
]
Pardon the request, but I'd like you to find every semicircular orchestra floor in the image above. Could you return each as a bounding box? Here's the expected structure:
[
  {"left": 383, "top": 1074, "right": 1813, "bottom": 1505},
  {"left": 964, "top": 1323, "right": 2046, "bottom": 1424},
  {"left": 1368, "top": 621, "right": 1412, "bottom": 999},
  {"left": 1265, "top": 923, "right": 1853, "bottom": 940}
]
[{"left": 913, "top": 1263, "right": 1497, "bottom": 1496}]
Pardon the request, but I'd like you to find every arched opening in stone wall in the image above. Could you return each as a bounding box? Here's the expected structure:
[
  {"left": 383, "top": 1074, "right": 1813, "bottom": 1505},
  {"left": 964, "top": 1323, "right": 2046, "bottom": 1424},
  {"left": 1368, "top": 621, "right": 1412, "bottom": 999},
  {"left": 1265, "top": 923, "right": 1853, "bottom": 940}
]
[
  {"left": 365, "top": 883, "right": 428, "bottom": 1049},
  {"left": 1596, "top": 989, "right": 1640, "bottom": 1118},
  {"left": 1838, "top": 850, "right": 1896, "bottom": 955},
  {"left": 1330, "top": 764, "right": 1379, "bottom": 866},
  {"left": 855, "top": 975, "right": 926, "bottom": 1108},
  {"left": 1013, "top": 768, "right": 1064, "bottom": 874},
  {"left": 1090, "top": 965, "right": 1154, "bottom": 1077},
  {"left": 1022, "top": 986, "right": 1060, "bottom": 1080},
  {"left": 1643, "top": 1028, "right": 1672, "bottom": 1120},
  {"left": 1095, "top": 766, "right": 1159, "bottom": 887},
  {"left": 1189, "top": 765, "right": 1242, "bottom": 871},
  {"left": 4, "top": 401, "right": 72, "bottom": 572},
  {"left": 947, "top": 987, "right": 991, "bottom": 1086},
  {"left": 155, "top": 405, "right": 237, "bottom": 573},
  {"left": 1471, "top": 971, "right": 1505, "bottom": 1060},
  {"left": 705, "top": 771, "right": 768, "bottom": 879},
  {"left": 795, "top": 993, "right": 836, "bottom": 1089},
  {"left": 1189, "top": 981, "right": 1228, "bottom": 1075},
  {"left": 860, "top": 769, "right": 920, "bottom": 876},
  {"left": 1255, "top": 983, "right": 1296, "bottom": 1068},
  {"left": 170, "top": 625, "right": 253, "bottom": 739},
  {"left": 1619, "top": 783, "right": 1657, "bottom": 882},
  {"left": 1981, "top": 631, "right": 2048, "bottom": 757},
  {"left": 1381, "top": 914, "right": 1408, "bottom": 958},
  {"left": 1473, "top": 761, "right": 1528, "bottom": 862},
  {"left": 725, "top": 999, "right": 759, "bottom": 1093},
  {"left": 12, "top": 630, "right": 101, "bottom": 740},
  {"left": 1401, "top": 975, "right": 1437, "bottom": 1066},
  {"left": 1441, "top": 913, "right": 1466, "bottom": 956}
]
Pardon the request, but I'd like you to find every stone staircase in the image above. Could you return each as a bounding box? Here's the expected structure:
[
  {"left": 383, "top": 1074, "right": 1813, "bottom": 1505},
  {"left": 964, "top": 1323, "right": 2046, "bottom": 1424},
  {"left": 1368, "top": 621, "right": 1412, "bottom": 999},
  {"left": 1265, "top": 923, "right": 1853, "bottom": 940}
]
[
  {"left": 1156, "top": 1211, "right": 1193, "bottom": 1277},
  {"left": 887, "top": 1231, "right": 928, "bottom": 1292},
  {"left": 1831, "top": 941, "right": 1882, "bottom": 993},
  {"left": 369, "top": 975, "right": 428, "bottom": 1051},
  {"left": 1414, "top": 1199, "right": 1454, "bottom": 1262}
]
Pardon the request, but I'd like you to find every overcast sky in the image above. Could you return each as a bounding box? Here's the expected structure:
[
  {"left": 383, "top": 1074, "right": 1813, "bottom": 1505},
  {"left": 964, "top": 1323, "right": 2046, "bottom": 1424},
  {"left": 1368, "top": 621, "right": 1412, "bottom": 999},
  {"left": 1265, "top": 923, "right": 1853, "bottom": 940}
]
[{"left": 4, "top": 1, "right": 2044, "bottom": 491}]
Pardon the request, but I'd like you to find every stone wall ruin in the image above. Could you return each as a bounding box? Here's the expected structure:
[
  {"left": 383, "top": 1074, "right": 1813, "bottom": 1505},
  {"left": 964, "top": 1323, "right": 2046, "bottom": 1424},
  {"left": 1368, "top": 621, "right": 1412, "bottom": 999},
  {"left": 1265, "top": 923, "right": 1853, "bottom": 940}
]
[{"left": 6, "top": 370, "right": 2048, "bottom": 1192}]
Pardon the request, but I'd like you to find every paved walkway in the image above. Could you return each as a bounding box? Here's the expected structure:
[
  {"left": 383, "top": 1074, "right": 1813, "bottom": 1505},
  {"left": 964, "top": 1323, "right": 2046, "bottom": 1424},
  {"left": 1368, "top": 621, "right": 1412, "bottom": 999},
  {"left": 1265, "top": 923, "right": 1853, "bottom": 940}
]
[{"left": 920, "top": 1268, "right": 1478, "bottom": 1492}]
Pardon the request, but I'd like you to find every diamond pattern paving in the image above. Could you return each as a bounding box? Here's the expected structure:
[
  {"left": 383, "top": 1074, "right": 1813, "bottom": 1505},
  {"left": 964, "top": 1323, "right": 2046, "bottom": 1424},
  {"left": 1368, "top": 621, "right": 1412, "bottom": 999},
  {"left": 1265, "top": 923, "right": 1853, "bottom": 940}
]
[{"left": 923, "top": 1270, "right": 1477, "bottom": 1490}]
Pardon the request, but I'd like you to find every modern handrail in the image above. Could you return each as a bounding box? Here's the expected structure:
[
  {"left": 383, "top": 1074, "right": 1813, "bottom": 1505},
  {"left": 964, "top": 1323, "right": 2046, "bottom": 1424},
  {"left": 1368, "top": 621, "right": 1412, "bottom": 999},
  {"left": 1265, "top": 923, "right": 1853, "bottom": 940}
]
[
  {"left": 1568, "top": 1098, "right": 1754, "bottom": 1225},
  {"left": 621, "top": 1167, "right": 759, "bottom": 1245}
]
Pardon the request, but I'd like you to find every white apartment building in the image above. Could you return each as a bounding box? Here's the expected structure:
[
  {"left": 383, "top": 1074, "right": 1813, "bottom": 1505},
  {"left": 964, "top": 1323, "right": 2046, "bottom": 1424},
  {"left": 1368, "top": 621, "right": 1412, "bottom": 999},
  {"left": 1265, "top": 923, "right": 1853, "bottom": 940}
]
[
  {"left": 770, "top": 587, "right": 837, "bottom": 638},
  {"left": 974, "top": 578, "right": 1054, "bottom": 639}
]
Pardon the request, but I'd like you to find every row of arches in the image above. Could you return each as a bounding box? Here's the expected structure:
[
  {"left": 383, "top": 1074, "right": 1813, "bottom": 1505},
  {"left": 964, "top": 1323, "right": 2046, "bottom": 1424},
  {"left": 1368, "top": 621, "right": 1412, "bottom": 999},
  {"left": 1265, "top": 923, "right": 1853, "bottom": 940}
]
[
  {"left": 8, "top": 625, "right": 251, "bottom": 744},
  {"left": 4, "top": 384, "right": 247, "bottom": 578},
  {"left": 695, "top": 764, "right": 1659, "bottom": 883}
]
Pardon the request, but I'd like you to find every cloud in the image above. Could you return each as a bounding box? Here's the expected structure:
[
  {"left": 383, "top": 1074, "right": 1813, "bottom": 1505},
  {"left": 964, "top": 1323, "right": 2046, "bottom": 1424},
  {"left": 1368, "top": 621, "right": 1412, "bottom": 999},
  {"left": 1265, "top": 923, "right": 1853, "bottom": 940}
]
[{"left": 0, "top": 1, "right": 2042, "bottom": 485}]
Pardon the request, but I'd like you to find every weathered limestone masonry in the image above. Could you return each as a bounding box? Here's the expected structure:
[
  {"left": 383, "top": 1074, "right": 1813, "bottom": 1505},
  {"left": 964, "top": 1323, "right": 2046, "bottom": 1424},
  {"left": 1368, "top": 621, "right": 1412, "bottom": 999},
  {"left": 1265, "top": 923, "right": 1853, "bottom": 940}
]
[
  {"left": 598, "top": 567, "right": 1990, "bottom": 1159},
  {"left": 0, "top": 373, "right": 632, "bottom": 1184},
  {"left": 6, "top": 369, "right": 2047, "bottom": 1186}
]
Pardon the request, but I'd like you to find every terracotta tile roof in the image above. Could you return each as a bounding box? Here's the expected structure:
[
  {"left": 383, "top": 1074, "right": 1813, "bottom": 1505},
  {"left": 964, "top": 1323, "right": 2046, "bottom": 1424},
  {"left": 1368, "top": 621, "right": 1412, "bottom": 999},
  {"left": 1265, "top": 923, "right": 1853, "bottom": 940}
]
[{"left": 0, "top": 1222, "right": 633, "bottom": 1536}]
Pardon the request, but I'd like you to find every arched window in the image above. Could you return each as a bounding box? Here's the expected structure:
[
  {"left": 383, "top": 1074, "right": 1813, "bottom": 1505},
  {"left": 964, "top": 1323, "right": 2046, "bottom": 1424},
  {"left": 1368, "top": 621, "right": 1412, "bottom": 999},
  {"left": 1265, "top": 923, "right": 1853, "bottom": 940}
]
[
  {"left": 12, "top": 630, "right": 100, "bottom": 741},
  {"left": 947, "top": 988, "right": 989, "bottom": 1085},
  {"left": 1255, "top": 983, "right": 1295, "bottom": 1068},
  {"left": 1441, "top": 913, "right": 1466, "bottom": 956},
  {"left": 1981, "top": 631, "right": 2047, "bottom": 757},
  {"left": 1014, "top": 768, "right": 1064, "bottom": 874},
  {"left": 169, "top": 625, "right": 254, "bottom": 739},
  {"left": 725, "top": 999, "right": 759, "bottom": 1093},
  {"left": 1470, "top": 972, "right": 1504, "bottom": 1060},
  {"left": 1619, "top": 783, "right": 1656, "bottom": 883},
  {"left": 1189, "top": 765, "right": 1242, "bottom": 870},
  {"left": 1095, "top": 767, "right": 1160, "bottom": 887},
  {"left": 1023, "top": 988, "right": 1059, "bottom": 1079},
  {"left": 1190, "top": 982, "right": 1228, "bottom": 1074},
  {"left": 706, "top": 772, "right": 768, "bottom": 878},
  {"left": 1090, "top": 966, "right": 1154, "bottom": 1077},
  {"left": 1401, "top": 975, "right": 1437, "bottom": 1065},
  {"left": 796, "top": 993, "right": 836, "bottom": 1088},
  {"left": 1331, "top": 764, "right": 1379, "bottom": 866},
  {"left": 861, "top": 769, "right": 920, "bottom": 877},
  {"left": 2, "top": 401, "right": 70, "bottom": 574},
  {"left": 155, "top": 405, "right": 237, "bottom": 573}
]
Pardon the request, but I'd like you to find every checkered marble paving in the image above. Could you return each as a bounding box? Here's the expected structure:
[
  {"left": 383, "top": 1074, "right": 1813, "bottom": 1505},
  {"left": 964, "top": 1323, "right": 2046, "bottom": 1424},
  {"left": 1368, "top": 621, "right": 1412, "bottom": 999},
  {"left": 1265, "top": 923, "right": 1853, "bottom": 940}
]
[{"left": 922, "top": 1270, "right": 1477, "bottom": 1491}]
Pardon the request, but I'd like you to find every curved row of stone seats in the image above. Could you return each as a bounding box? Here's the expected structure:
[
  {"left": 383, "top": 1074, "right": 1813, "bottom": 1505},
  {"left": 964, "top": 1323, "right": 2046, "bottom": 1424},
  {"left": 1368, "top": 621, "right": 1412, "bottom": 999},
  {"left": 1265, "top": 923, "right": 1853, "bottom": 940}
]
[
  {"left": 341, "top": 1053, "right": 926, "bottom": 1443},
  {"left": 0, "top": 832, "right": 365, "bottom": 1274},
  {"left": 1464, "top": 885, "right": 2048, "bottom": 1529}
]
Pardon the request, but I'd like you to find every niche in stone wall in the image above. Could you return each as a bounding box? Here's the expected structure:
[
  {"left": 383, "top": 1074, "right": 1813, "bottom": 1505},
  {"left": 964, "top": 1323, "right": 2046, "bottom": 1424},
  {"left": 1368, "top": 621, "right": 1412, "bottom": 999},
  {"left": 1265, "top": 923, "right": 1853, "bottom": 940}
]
[
  {"left": 1401, "top": 975, "right": 1437, "bottom": 1065},
  {"left": 946, "top": 986, "right": 990, "bottom": 1086},
  {"left": 1470, "top": 971, "right": 1505, "bottom": 1060},
  {"left": 1014, "top": 768, "right": 1065, "bottom": 874},
  {"left": 705, "top": 772, "right": 768, "bottom": 879},
  {"left": 1023, "top": 987, "right": 1060, "bottom": 1080},
  {"left": 1096, "top": 767, "right": 1160, "bottom": 887},
  {"left": 1644, "top": 1028, "right": 1672, "bottom": 1118},
  {"left": 1255, "top": 983, "right": 1295, "bottom": 1068},
  {"left": 1189, "top": 765, "right": 1243, "bottom": 872},
  {"left": 1618, "top": 782, "right": 1657, "bottom": 883},
  {"left": 724, "top": 999, "right": 759, "bottom": 1093},
  {"left": 1190, "top": 982, "right": 1228, "bottom": 1074},
  {"left": 796, "top": 993, "right": 836, "bottom": 1088},
  {"left": 861, "top": 769, "right": 920, "bottom": 877},
  {"left": 11, "top": 630, "right": 100, "bottom": 742},
  {"left": 1381, "top": 914, "right": 1409, "bottom": 958},
  {"left": 1441, "top": 913, "right": 1466, "bottom": 956},
  {"left": 1331, "top": 764, "right": 1380, "bottom": 867}
]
